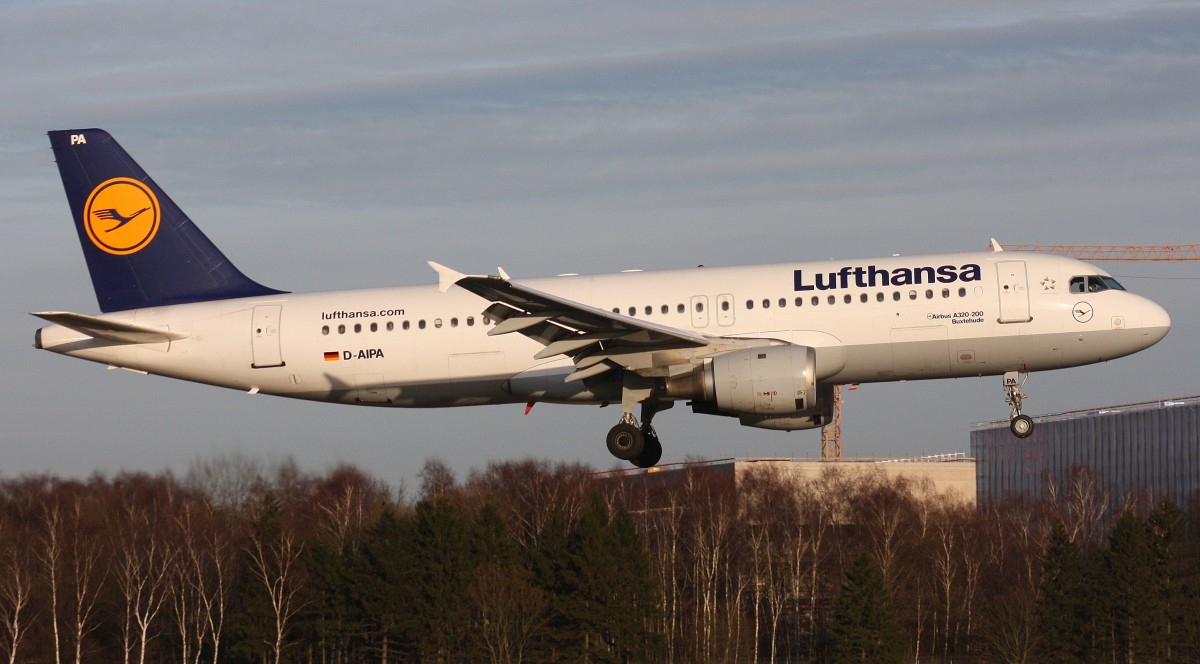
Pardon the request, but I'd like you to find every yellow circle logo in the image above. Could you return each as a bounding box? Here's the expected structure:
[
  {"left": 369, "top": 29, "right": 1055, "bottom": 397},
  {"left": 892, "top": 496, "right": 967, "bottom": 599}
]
[{"left": 82, "top": 178, "right": 161, "bottom": 255}]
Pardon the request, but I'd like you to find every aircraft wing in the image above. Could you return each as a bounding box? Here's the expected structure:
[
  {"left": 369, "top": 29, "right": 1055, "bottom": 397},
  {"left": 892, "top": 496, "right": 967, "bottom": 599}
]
[
  {"left": 32, "top": 311, "right": 188, "bottom": 344},
  {"left": 429, "top": 262, "right": 721, "bottom": 382}
]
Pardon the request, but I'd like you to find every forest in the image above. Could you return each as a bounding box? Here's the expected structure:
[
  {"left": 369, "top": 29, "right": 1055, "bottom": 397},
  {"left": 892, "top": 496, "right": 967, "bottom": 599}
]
[{"left": 0, "top": 454, "right": 1197, "bottom": 663}]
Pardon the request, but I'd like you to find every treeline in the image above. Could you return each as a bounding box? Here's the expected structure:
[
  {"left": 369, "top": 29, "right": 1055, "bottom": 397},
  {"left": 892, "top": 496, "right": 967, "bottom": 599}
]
[{"left": 0, "top": 456, "right": 1198, "bottom": 663}]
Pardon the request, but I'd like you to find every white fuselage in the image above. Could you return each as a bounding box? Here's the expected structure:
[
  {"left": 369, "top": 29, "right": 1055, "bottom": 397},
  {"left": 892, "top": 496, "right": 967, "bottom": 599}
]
[{"left": 36, "top": 251, "right": 1171, "bottom": 408}]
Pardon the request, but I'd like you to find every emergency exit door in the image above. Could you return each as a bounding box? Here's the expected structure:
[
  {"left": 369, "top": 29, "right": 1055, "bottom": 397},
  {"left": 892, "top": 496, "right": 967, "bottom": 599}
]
[{"left": 251, "top": 305, "right": 285, "bottom": 368}]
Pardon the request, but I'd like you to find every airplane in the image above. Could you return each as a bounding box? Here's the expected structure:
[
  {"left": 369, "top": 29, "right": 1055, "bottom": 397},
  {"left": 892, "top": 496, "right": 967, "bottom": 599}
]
[{"left": 34, "top": 129, "right": 1172, "bottom": 468}]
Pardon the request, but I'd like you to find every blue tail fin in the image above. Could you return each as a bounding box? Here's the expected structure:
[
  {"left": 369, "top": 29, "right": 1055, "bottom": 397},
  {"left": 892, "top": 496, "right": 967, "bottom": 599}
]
[{"left": 48, "top": 129, "right": 285, "bottom": 312}]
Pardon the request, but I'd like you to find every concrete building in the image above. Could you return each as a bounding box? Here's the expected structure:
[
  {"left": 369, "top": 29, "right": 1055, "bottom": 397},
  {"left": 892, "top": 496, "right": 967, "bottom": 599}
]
[{"left": 602, "top": 455, "right": 977, "bottom": 504}]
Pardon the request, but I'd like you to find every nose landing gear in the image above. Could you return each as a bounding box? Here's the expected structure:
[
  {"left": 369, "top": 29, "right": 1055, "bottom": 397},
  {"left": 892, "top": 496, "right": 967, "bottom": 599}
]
[{"left": 1004, "top": 371, "right": 1034, "bottom": 438}]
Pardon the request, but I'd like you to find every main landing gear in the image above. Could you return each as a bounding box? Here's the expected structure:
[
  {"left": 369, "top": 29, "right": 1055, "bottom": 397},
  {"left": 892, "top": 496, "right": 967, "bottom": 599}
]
[
  {"left": 605, "top": 375, "right": 667, "bottom": 468},
  {"left": 606, "top": 415, "right": 663, "bottom": 468},
  {"left": 1004, "top": 370, "right": 1034, "bottom": 438}
]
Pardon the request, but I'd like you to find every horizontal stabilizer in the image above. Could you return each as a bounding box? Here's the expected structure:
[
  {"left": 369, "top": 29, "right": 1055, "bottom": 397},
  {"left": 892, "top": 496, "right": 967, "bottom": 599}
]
[{"left": 32, "top": 311, "right": 188, "bottom": 344}]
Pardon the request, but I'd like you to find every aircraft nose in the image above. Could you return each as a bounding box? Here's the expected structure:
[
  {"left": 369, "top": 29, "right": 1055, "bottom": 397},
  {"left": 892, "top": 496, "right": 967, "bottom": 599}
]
[{"left": 1141, "top": 299, "right": 1171, "bottom": 346}]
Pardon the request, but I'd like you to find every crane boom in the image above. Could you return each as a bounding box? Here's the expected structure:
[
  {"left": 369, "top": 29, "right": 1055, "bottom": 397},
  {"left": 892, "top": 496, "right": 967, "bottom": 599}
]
[{"left": 1004, "top": 244, "right": 1200, "bottom": 260}]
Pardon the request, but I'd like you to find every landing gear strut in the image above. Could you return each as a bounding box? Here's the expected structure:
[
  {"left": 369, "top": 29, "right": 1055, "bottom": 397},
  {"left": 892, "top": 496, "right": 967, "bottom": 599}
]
[
  {"left": 1004, "top": 371, "right": 1034, "bottom": 438},
  {"left": 605, "top": 374, "right": 668, "bottom": 467}
]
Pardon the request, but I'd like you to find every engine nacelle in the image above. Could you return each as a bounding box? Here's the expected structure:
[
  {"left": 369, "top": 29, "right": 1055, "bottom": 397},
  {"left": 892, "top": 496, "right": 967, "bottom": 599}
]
[
  {"left": 736, "top": 386, "right": 834, "bottom": 430},
  {"left": 669, "top": 345, "right": 827, "bottom": 428}
]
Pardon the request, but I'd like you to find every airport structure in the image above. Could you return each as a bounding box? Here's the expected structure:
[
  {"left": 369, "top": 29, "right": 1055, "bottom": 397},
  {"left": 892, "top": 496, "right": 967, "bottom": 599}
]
[
  {"left": 971, "top": 395, "right": 1200, "bottom": 508},
  {"left": 602, "top": 455, "right": 977, "bottom": 504}
]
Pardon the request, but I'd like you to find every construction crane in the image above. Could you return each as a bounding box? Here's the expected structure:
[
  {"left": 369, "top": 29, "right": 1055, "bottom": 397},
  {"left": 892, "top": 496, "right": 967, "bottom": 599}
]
[
  {"left": 817, "top": 241, "right": 1197, "bottom": 461},
  {"left": 1000, "top": 244, "right": 1200, "bottom": 261}
]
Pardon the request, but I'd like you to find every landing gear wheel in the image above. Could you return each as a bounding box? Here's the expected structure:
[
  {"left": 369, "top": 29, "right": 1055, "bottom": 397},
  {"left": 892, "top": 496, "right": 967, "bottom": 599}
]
[
  {"left": 632, "top": 428, "right": 662, "bottom": 468},
  {"left": 1010, "top": 414, "right": 1034, "bottom": 438},
  {"left": 606, "top": 422, "right": 645, "bottom": 460}
]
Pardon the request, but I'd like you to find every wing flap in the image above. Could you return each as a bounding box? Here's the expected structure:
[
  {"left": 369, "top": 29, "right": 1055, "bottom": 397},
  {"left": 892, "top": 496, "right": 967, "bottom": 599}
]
[
  {"left": 32, "top": 311, "right": 188, "bottom": 345},
  {"left": 430, "top": 263, "right": 730, "bottom": 381}
]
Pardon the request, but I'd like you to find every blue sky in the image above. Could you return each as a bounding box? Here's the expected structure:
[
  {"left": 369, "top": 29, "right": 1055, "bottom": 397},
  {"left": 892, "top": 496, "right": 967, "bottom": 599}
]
[{"left": 3, "top": 0, "right": 1197, "bottom": 492}]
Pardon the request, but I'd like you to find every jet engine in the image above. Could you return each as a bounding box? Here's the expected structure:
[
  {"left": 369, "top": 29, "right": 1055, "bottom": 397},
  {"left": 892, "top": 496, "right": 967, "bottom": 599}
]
[{"left": 666, "top": 345, "right": 832, "bottom": 430}]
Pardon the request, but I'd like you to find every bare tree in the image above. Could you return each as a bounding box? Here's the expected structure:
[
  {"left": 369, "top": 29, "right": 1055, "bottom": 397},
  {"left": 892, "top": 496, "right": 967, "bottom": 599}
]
[
  {"left": 466, "top": 459, "right": 592, "bottom": 551},
  {"left": 468, "top": 562, "right": 548, "bottom": 664},
  {"left": 171, "top": 501, "right": 235, "bottom": 664},
  {"left": 65, "top": 495, "right": 105, "bottom": 664},
  {"left": 35, "top": 500, "right": 65, "bottom": 664},
  {"left": 1047, "top": 465, "right": 1112, "bottom": 549},
  {"left": 112, "top": 498, "right": 179, "bottom": 664},
  {"left": 246, "top": 507, "right": 306, "bottom": 664},
  {"left": 0, "top": 518, "right": 32, "bottom": 664},
  {"left": 681, "top": 466, "right": 738, "bottom": 661}
]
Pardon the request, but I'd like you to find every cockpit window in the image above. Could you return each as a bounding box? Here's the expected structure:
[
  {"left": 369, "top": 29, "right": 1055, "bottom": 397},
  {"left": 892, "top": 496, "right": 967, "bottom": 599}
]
[{"left": 1069, "top": 275, "right": 1126, "bottom": 293}]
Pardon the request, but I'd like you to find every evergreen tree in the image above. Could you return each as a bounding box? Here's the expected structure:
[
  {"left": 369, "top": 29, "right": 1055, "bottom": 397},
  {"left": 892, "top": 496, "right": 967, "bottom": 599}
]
[
  {"left": 530, "top": 493, "right": 660, "bottom": 662},
  {"left": 358, "top": 507, "right": 418, "bottom": 661},
  {"left": 529, "top": 506, "right": 578, "bottom": 660},
  {"left": 829, "top": 554, "right": 906, "bottom": 663},
  {"left": 1035, "top": 520, "right": 1091, "bottom": 662},
  {"left": 1104, "top": 508, "right": 1157, "bottom": 663},
  {"left": 1147, "top": 498, "right": 1200, "bottom": 662},
  {"left": 300, "top": 539, "right": 360, "bottom": 658},
  {"left": 467, "top": 502, "right": 549, "bottom": 663},
  {"left": 411, "top": 496, "right": 474, "bottom": 661}
]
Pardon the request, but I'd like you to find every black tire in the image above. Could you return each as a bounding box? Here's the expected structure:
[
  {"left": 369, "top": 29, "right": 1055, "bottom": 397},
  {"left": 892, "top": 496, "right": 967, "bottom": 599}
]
[
  {"left": 633, "top": 429, "right": 663, "bottom": 468},
  {"left": 1010, "top": 414, "right": 1034, "bottom": 438},
  {"left": 606, "top": 422, "right": 644, "bottom": 460}
]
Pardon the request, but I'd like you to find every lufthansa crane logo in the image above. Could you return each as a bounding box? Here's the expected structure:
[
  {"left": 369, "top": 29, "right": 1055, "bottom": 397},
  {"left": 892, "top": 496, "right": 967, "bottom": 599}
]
[
  {"left": 1072, "top": 301, "right": 1094, "bottom": 323},
  {"left": 82, "top": 178, "right": 161, "bottom": 255}
]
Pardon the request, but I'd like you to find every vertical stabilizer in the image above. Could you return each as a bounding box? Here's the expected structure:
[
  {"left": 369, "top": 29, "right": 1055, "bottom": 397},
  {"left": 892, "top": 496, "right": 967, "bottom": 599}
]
[{"left": 48, "top": 129, "right": 285, "bottom": 312}]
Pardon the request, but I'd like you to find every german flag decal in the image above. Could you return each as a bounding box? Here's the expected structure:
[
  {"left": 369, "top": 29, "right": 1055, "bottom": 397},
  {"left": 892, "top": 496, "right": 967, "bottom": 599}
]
[{"left": 323, "top": 351, "right": 340, "bottom": 361}]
